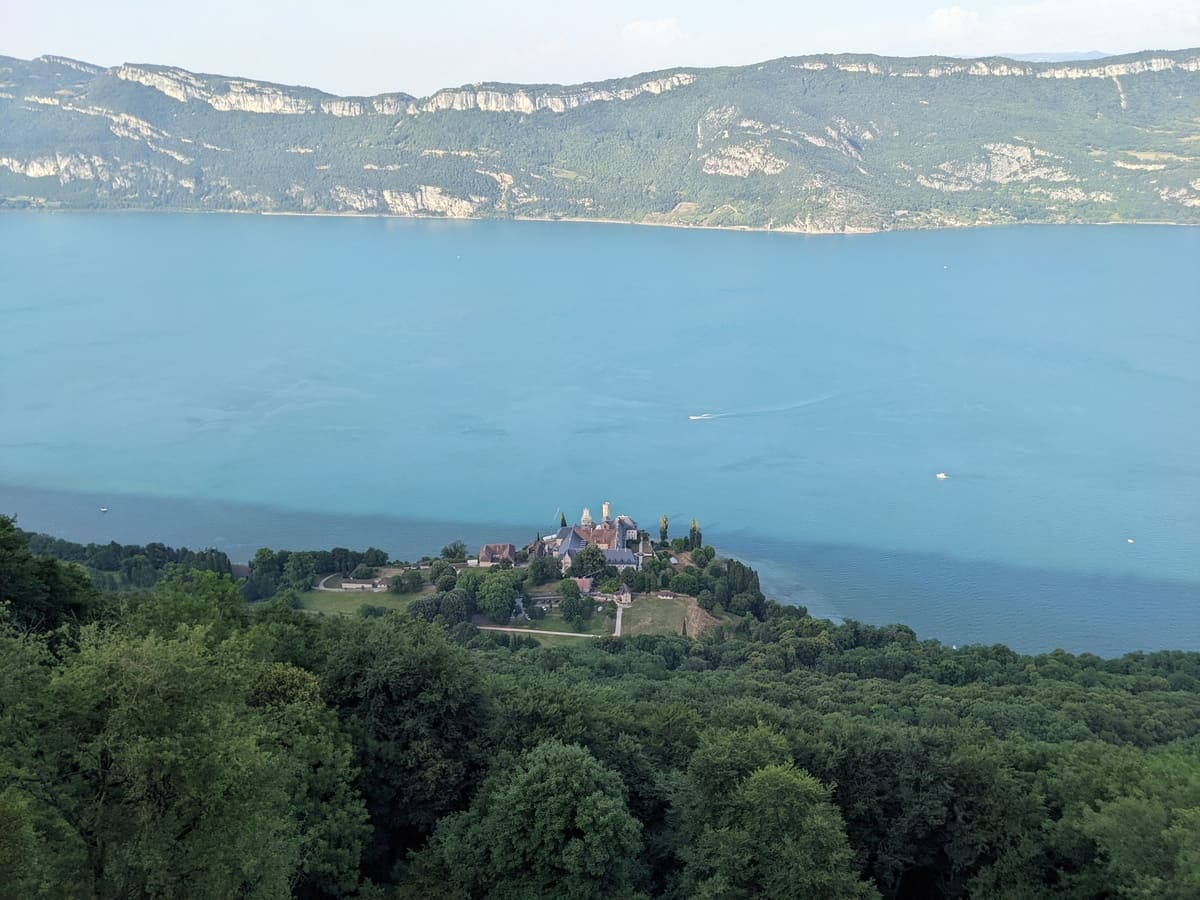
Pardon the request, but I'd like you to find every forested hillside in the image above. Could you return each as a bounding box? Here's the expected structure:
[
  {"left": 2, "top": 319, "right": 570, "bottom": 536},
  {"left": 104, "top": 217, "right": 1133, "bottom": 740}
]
[
  {"left": 2, "top": 50, "right": 1199, "bottom": 231},
  {"left": 2, "top": 514, "right": 1198, "bottom": 898}
]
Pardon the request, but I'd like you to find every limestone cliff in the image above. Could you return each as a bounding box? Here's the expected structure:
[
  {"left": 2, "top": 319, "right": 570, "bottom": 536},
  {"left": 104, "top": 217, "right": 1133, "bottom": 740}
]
[
  {"left": 110, "top": 63, "right": 695, "bottom": 118},
  {"left": 409, "top": 73, "right": 696, "bottom": 114},
  {"left": 2, "top": 49, "right": 1198, "bottom": 229}
]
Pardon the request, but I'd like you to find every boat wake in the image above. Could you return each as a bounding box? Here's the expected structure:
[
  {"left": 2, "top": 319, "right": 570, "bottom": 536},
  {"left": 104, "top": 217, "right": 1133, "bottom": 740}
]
[{"left": 689, "top": 391, "right": 848, "bottom": 421}]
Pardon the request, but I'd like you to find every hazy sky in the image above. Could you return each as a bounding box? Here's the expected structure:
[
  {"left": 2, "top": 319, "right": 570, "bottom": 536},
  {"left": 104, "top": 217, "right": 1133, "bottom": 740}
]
[{"left": 2, "top": 0, "right": 1198, "bottom": 96}]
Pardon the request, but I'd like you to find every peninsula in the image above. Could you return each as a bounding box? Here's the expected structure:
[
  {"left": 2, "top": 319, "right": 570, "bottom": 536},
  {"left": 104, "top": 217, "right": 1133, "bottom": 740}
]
[{"left": 4, "top": 508, "right": 1200, "bottom": 897}]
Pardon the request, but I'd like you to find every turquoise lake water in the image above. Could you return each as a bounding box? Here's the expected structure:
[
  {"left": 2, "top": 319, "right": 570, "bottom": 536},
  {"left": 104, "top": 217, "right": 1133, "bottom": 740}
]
[{"left": 1, "top": 213, "right": 1197, "bottom": 655}]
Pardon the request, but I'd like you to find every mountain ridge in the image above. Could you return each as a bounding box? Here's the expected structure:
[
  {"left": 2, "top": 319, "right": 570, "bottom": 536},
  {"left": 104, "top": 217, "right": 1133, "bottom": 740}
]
[{"left": 3, "top": 49, "right": 1199, "bottom": 231}]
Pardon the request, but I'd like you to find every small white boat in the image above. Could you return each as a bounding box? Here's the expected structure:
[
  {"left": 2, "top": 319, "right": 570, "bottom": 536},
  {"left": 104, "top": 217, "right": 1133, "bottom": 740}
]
[
  {"left": 1127, "top": 538, "right": 1135, "bottom": 544},
  {"left": 689, "top": 413, "right": 716, "bottom": 421},
  {"left": 935, "top": 472, "right": 949, "bottom": 480},
  {"left": 99, "top": 506, "right": 109, "bottom": 513}
]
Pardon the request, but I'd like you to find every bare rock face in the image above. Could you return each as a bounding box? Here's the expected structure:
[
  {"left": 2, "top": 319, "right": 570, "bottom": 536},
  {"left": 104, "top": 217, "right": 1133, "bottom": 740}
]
[
  {"left": 696, "top": 106, "right": 739, "bottom": 148},
  {"left": 329, "top": 186, "right": 380, "bottom": 211},
  {"left": 116, "top": 65, "right": 315, "bottom": 114},
  {"left": 383, "top": 186, "right": 478, "bottom": 217},
  {"left": 702, "top": 143, "right": 788, "bottom": 177},
  {"left": 324, "top": 184, "right": 482, "bottom": 218},
  {"left": 919, "top": 142, "right": 1077, "bottom": 191},
  {"left": 0, "top": 153, "right": 108, "bottom": 182},
  {"left": 792, "top": 53, "right": 1200, "bottom": 80},
  {"left": 320, "top": 99, "right": 365, "bottom": 117},
  {"left": 410, "top": 73, "right": 697, "bottom": 115},
  {"left": 112, "top": 64, "right": 696, "bottom": 119}
]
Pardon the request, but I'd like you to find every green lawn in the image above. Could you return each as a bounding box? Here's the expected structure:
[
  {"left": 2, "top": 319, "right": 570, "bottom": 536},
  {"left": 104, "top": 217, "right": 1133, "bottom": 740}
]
[
  {"left": 293, "top": 587, "right": 428, "bottom": 616},
  {"left": 621, "top": 596, "right": 694, "bottom": 637},
  {"left": 504, "top": 607, "right": 613, "bottom": 636}
]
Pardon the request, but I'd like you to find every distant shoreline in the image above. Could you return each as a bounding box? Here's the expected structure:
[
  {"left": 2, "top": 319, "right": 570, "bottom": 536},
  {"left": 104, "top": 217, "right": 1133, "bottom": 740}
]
[{"left": 3, "top": 205, "right": 1196, "bottom": 236}]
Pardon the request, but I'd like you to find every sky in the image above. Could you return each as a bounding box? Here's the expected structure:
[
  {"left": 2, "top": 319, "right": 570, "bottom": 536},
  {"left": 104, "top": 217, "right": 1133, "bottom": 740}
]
[{"left": 2, "top": 0, "right": 1198, "bottom": 96}]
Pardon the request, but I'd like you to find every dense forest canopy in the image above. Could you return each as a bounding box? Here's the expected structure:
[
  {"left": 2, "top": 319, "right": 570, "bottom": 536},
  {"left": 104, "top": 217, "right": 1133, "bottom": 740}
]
[{"left": 1, "top": 513, "right": 1198, "bottom": 898}]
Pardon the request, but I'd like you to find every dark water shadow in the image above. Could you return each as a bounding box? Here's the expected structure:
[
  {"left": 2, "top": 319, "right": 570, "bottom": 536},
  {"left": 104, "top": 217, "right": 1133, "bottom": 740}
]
[
  {"left": 3, "top": 482, "right": 1197, "bottom": 657},
  {"left": 716, "top": 530, "right": 1200, "bottom": 657},
  {"left": 0, "top": 483, "right": 537, "bottom": 568}
]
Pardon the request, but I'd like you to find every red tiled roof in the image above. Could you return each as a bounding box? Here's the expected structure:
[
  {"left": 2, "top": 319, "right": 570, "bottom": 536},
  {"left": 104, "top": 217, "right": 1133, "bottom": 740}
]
[{"left": 479, "top": 543, "right": 517, "bottom": 563}]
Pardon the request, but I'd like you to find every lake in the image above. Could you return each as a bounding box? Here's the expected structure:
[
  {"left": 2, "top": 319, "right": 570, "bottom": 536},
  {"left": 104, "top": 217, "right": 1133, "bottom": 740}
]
[{"left": 1, "top": 213, "right": 1197, "bottom": 655}]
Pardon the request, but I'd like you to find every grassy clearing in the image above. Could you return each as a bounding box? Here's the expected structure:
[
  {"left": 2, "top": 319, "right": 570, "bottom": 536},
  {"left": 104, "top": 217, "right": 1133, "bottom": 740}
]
[
  {"left": 506, "top": 607, "right": 613, "bottom": 636},
  {"left": 293, "top": 587, "right": 428, "bottom": 616},
  {"left": 622, "top": 594, "right": 735, "bottom": 638},
  {"left": 621, "top": 596, "right": 695, "bottom": 637}
]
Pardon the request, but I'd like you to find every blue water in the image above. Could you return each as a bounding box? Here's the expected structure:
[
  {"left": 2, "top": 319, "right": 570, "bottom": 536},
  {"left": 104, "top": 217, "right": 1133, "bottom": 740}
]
[{"left": 2, "top": 213, "right": 1197, "bottom": 655}]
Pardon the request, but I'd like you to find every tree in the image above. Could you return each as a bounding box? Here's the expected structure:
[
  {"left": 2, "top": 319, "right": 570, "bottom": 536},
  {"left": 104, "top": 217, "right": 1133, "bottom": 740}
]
[
  {"left": 529, "top": 555, "right": 561, "bottom": 585},
  {"left": 283, "top": 552, "right": 317, "bottom": 590},
  {"left": 428, "top": 559, "right": 453, "bottom": 584},
  {"left": 660, "top": 514, "right": 669, "bottom": 545},
  {"left": 350, "top": 563, "right": 377, "bottom": 580},
  {"left": 410, "top": 594, "right": 443, "bottom": 622},
  {"left": 454, "top": 567, "right": 486, "bottom": 600},
  {"left": 429, "top": 741, "right": 642, "bottom": 899},
  {"left": 685, "top": 764, "right": 877, "bottom": 899},
  {"left": 560, "top": 511, "right": 568, "bottom": 528},
  {"left": 248, "top": 662, "right": 369, "bottom": 897},
  {"left": 436, "top": 572, "right": 459, "bottom": 592},
  {"left": 679, "top": 725, "right": 792, "bottom": 833},
  {"left": 437, "top": 591, "right": 470, "bottom": 625},
  {"left": 124, "top": 568, "right": 246, "bottom": 642},
  {"left": 321, "top": 617, "right": 488, "bottom": 877},
  {"left": 390, "top": 569, "right": 424, "bottom": 594},
  {"left": 688, "top": 519, "right": 703, "bottom": 550},
  {"left": 0, "top": 514, "right": 95, "bottom": 630},
  {"left": 477, "top": 573, "right": 518, "bottom": 623},
  {"left": 560, "top": 581, "right": 592, "bottom": 630},
  {"left": 670, "top": 572, "right": 701, "bottom": 597},
  {"left": 16, "top": 627, "right": 301, "bottom": 898},
  {"left": 441, "top": 540, "right": 468, "bottom": 561},
  {"left": 567, "top": 544, "right": 608, "bottom": 578}
]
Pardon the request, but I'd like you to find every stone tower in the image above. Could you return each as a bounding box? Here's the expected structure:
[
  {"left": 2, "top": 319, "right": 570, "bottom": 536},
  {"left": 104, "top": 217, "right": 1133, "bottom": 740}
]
[
  {"left": 581, "top": 507, "right": 593, "bottom": 527},
  {"left": 602, "top": 500, "right": 611, "bottom": 522}
]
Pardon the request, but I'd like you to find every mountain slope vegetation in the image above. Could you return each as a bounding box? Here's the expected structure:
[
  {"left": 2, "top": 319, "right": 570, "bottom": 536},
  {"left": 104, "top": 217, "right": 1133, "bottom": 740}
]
[{"left": 2, "top": 50, "right": 1199, "bottom": 230}]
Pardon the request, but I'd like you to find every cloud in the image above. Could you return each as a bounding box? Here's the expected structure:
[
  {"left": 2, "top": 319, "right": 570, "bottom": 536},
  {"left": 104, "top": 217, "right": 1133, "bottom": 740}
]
[
  {"left": 924, "top": 6, "right": 983, "bottom": 42},
  {"left": 912, "top": 1, "right": 1200, "bottom": 57},
  {"left": 621, "top": 18, "right": 690, "bottom": 48}
]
